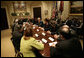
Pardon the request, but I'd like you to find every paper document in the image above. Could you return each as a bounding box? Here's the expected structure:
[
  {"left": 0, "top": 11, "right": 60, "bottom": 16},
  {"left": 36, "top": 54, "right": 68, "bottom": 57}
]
[
  {"left": 42, "top": 38, "right": 47, "bottom": 43},
  {"left": 48, "top": 37, "right": 54, "bottom": 41},
  {"left": 35, "top": 34, "right": 39, "bottom": 37},
  {"left": 49, "top": 42, "right": 57, "bottom": 46},
  {"left": 42, "top": 32, "right": 46, "bottom": 36}
]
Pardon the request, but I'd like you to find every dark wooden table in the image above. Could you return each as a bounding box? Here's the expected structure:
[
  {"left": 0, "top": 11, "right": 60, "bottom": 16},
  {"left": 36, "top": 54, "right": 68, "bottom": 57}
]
[{"left": 31, "top": 25, "right": 57, "bottom": 57}]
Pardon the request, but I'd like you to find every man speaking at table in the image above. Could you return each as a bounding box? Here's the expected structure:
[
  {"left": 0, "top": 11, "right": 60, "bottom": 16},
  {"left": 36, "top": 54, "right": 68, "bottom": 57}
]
[{"left": 50, "top": 25, "right": 83, "bottom": 57}]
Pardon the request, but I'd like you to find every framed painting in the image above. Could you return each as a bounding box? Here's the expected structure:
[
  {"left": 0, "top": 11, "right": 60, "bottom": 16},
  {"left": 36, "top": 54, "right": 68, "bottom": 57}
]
[{"left": 70, "top": 1, "right": 83, "bottom": 14}]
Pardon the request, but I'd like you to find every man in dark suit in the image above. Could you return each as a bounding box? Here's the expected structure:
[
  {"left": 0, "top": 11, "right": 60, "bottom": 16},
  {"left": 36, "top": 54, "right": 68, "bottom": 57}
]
[
  {"left": 66, "top": 18, "right": 72, "bottom": 27},
  {"left": 36, "top": 17, "right": 44, "bottom": 27},
  {"left": 43, "top": 18, "right": 50, "bottom": 31},
  {"left": 22, "top": 18, "right": 28, "bottom": 22},
  {"left": 49, "top": 19, "right": 59, "bottom": 35},
  {"left": 50, "top": 25, "right": 83, "bottom": 57},
  {"left": 33, "top": 18, "right": 38, "bottom": 24},
  {"left": 11, "top": 20, "right": 24, "bottom": 54}
]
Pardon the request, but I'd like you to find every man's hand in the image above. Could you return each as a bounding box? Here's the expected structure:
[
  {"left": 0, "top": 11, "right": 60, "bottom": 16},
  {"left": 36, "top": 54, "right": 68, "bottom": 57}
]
[
  {"left": 47, "top": 31, "right": 51, "bottom": 34},
  {"left": 54, "top": 34, "right": 59, "bottom": 39},
  {"left": 41, "top": 27, "right": 44, "bottom": 31},
  {"left": 51, "top": 43, "right": 56, "bottom": 47}
]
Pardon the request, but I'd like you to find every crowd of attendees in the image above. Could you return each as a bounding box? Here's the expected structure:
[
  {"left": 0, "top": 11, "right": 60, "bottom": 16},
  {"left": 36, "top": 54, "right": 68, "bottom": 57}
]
[{"left": 11, "top": 16, "right": 83, "bottom": 57}]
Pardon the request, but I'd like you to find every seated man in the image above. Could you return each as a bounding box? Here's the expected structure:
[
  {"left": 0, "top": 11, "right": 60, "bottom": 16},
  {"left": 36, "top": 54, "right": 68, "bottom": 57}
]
[
  {"left": 29, "top": 18, "right": 34, "bottom": 24},
  {"left": 33, "top": 18, "right": 38, "bottom": 24},
  {"left": 18, "top": 18, "right": 23, "bottom": 25},
  {"left": 71, "top": 19, "right": 83, "bottom": 35},
  {"left": 43, "top": 18, "right": 50, "bottom": 31},
  {"left": 36, "top": 17, "right": 44, "bottom": 27},
  {"left": 50, "top": 25, "right": 83, "bottom": 57},
  {"left": 12, "top": 20, "right": 24, "bottom": 54},
  {"left": 66, "top": 18, "right": 73, "bottom": 27},
  {"left": 22, "top": 18, "right": 28, "bottom": 22},
  {"left": 11, "top": 18, "right": 19, "bottom": 33},
  {"left": 47, "top": 20, "right": 59, "bottom": 35},
  {"left": 54, "top": 25, "right": 76, "bottom": 41}
]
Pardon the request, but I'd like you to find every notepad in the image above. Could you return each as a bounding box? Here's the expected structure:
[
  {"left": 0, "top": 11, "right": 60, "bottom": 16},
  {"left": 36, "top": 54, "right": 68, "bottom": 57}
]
[
  {"left": 42, "top": 32, "right": 46, "bottom": 36},
  {"left": 49, "top": 42, "right": 57, "bottom": 46},
  {"left": 42, "top": 38, "right": 47, "bottom": 43},
  {"left": 37, "top": 29, "right": 39, "bottom": 31},
  {"left": 35, "top": 34, "right": 39, "bottom": 37},
  {"left": 48, "top": 37, "right": 54, "bottom": 41}
]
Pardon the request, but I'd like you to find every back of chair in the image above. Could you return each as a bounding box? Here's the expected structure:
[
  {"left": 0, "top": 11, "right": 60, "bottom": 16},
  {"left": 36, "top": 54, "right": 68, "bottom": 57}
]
[{"left": 16, "top": 51, "right": 23, "bottom": 57}]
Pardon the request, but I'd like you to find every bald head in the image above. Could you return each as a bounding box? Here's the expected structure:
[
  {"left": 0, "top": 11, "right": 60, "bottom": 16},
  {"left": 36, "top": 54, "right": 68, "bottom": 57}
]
[
  {"left": 62, "top": 28, "right": 69, "bottom": 33},
  {"left": 59, "top": 25, "right": 70, "bottom": 39},
  {"left": 38, "top": 17, "right": 41, "bottom": 22},
  {"left": 59, "top": 25, "right": 76, "bottom": 39},
  {"left": 62, "top": 25, "right": 69, "bottom": 29},
  {"left": 61, "top": 25, "right": 69, "bottom": 33}
]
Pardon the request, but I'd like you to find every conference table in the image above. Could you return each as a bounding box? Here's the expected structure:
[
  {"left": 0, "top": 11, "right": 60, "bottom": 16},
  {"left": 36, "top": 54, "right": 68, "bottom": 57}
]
[{"left": 29, "top": 24, "right": 60, "bottom": 57}]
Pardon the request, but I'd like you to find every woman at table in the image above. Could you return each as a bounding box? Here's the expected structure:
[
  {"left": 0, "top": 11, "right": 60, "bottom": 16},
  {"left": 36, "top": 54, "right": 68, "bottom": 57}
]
[{"left": 20, "top": 25, "right": 44, "bottom": 57}]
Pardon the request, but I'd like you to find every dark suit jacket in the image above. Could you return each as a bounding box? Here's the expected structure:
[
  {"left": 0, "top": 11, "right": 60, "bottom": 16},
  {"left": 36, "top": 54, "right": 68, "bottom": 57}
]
[
  {"left": 49, "top": 24, "right": 59, "bottom": 35},
  {"left": 50, "top": 38, "right": 83, "bottom": 57},
  {"left": 36, "top": 21, "right": 44, "bottom": 27},
  {"left": 22, "top": 18, "right": 28, "bottom": 22},
  {"left": 43, "top": 24, "right": 50, "bottom": 31},
  {"left": 66, "top": 20, "right": 72, "bottom": 27}
]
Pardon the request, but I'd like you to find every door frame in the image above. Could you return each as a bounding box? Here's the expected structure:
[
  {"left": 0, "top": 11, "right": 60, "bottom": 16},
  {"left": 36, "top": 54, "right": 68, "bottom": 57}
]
[
  {"left": 33, "top": 7, "right": 41, "bottom": 19},
  {"left": 31, "top": 6, "right": 42, "bottom": 19}
]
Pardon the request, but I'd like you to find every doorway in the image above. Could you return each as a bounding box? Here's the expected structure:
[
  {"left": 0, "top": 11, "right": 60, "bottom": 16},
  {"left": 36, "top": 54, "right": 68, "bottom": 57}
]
[
  {"left": 33, "top": 7, "right": 41, "bottom": 19},
  {"left": 1, "top": 8, "right": 9, "bottom": 30}
]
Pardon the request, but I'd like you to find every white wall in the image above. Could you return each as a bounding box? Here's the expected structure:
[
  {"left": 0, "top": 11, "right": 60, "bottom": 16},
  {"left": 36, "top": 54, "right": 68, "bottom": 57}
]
[
  {"left": 30, "top": 1, "right": 69, "bottom": 21},
  {"left": 1, "top": 1, "right": 70, "bottom": 28},
  {"left": 61, "top": 1, "right": 69, "bottom": 21}
]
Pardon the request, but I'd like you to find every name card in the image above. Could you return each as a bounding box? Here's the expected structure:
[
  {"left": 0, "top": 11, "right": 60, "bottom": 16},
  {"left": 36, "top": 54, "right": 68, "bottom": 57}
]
[
  {"left": 42, "top": 38, "right": 47, "bottom": 43},
  {"left": 35, "top": 34, "right": 39, "bottom": 37},
  {"left": 37, "top": 29, "right": 39, "bottom": 31},
  {"left": 42, "top": 32, "right": 46, "bottom": 36},
  {"left": 33, "top": 26, "right": 35, "bottom": 29},
  {"left": 49, "top": 42, "right": 57, "bottom": 46},
  {"left": 48, "top": 37, "right": 54, "bottom": 41}
]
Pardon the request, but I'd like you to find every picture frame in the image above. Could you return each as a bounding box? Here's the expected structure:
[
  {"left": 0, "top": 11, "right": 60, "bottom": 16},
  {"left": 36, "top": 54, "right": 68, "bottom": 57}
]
[
  {"left": 70, "top": 1, "right": 83, "bottom": 14},
  {"left": 13, "top": 1, "right": 26, "bottom": 13}
]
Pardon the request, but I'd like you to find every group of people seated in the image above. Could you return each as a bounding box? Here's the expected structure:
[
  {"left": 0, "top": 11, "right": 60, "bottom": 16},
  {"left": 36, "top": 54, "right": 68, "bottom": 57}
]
[{"left": 11, "top": 17, "right": 83, "bottom": 57}]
